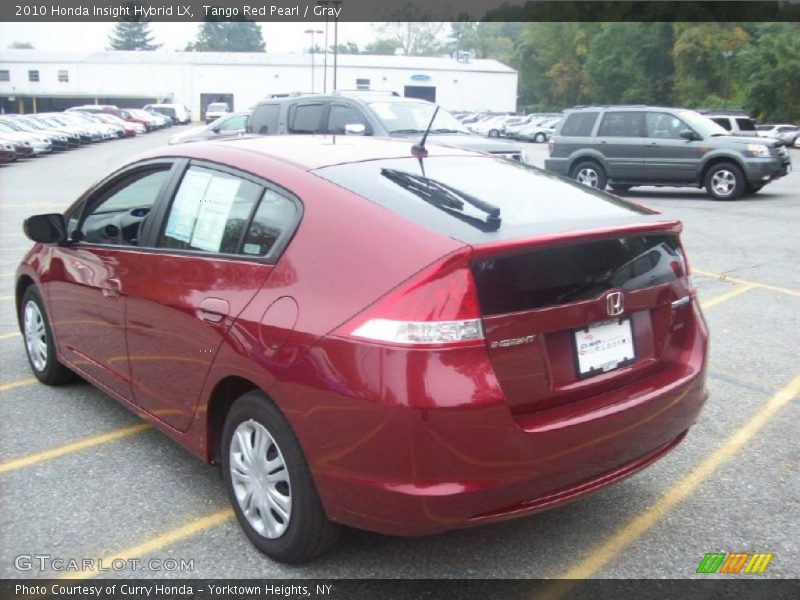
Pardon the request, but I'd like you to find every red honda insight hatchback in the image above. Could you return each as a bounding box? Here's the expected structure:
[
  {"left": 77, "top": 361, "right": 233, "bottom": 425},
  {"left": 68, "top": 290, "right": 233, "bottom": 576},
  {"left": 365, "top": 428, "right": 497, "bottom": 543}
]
[{"left": 16, "top": 136, "right": 708, "bottom": 562}]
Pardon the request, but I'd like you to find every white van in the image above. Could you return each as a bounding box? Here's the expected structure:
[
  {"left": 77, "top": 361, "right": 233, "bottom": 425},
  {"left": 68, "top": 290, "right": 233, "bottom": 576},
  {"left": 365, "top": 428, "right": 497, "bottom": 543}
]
[{"left": 143, "top": 103, "right": 192, "bottom": 124}]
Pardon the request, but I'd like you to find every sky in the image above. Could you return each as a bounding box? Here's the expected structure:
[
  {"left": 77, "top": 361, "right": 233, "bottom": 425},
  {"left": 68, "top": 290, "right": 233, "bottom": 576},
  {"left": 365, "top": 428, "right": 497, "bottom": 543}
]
[{"left": 0, "top": 22, "right": 378, "bottom": 54}]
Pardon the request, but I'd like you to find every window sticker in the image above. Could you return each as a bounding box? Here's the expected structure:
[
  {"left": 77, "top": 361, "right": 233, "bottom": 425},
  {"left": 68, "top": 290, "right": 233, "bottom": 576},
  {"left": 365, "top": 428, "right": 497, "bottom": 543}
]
[
  {"left": 164, "top": 169, "right": 212, "bottom": 243},
  {"left": 189, "top": 176, "right": 242, "bottom": 252}
]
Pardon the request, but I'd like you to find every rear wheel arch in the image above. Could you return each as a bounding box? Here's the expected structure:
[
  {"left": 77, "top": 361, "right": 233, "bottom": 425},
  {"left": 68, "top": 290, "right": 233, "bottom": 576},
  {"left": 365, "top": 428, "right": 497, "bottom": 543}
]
[{"left": 207, "top": 376, "right": 260, "bottom": 464}]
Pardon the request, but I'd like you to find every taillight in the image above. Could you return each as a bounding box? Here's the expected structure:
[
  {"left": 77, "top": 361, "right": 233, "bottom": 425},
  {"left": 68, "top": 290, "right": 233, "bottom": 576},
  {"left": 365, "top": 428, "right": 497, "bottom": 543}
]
[{"left": 333, "top": 250, "right": 484, "bottom": 347}]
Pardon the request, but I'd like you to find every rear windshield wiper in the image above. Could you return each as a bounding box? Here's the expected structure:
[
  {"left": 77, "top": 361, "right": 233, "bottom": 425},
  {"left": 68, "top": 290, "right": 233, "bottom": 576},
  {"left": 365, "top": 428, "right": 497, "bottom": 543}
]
[{"left": 381, "top": 168, "right": 501, "bottom": 232}]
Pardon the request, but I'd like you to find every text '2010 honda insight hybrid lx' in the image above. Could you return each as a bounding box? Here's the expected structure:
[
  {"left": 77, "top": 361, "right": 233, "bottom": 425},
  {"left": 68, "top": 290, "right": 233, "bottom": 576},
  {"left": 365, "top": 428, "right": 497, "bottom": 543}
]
[{"left": 16, "top": 135, "right": 708, "bottom": 562}]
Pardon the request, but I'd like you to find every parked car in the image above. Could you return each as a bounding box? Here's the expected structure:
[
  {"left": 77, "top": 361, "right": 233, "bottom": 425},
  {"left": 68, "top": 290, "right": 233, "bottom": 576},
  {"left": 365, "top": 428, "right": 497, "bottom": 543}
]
[
  {"left": 0, "top": 117, "right": 69, "bottom": 150},
  {"left": 35, "top": 115, "right": 94, "bottom": 144},
  {"left": 48, "top": 113, "right": 105, "bottom": 142},
  {"left": 142, "top": 109, "right": 173, "bottom": 128},
  {"left": 0, "top": 137, "right": 34, "bottom": 158},
  {"left": 64, "top": 112, "right": 121, "bottom": 139},
  {"left": 545, "top": 105, "right": 791, "bottom": 200},
  {"left": 143, "top": 103, "right": 192, "bottom": 124},
  {"left": 756, "top": 124, "right": 799, "bottom": 147},
  {"left": 17, "top": 135, "right": 708, "bottom": 562},
  {"left": 517, "top": 117, "right": 561, "bottom": 143},
  {"left": 471, "top": 115, "right": 515, "bottom": 137},
  {"left": 169, "top": 111, "right": 250, "bottom": 145},
  {"left": 0, "top": 140, "right": 18, "bottom": 162},
  {"left": 247, "top": 95, "right": 525, "bottom": 161},
  {"left": 12, "top": 116, "right": 81, "bottom": 147},
  {"left": 0, "top": 122, "right": 52, "bottom": 154},
  {"left": 205, "top": 102, "right": 232, "bottom": 124},
  {"left": 704, "top": 112, "right": 759, "bottom": 137},
  {"left": 93, "top": 113, "right": 140, "bottom": 137}
]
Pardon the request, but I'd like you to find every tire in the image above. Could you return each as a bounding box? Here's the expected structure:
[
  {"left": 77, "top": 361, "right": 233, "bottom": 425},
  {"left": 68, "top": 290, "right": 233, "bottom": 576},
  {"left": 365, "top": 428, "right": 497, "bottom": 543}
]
[
  {"left": 222, "top": 390, "right": 341, "bottom": 563},
  {"left": 20, "top": 286, "right": 75, "bottom": 385},
  {"left": 610, "top": 184, "right": 632, "bottom": 194},
  {"left": 705, "top": 162, "right": 745, "bottom": 200},
  {"left": 571, "top": 161, "right": 608, "bottom": 190},
  {"left": 534, "top": 132, "right": 546, "bottom": 143}
]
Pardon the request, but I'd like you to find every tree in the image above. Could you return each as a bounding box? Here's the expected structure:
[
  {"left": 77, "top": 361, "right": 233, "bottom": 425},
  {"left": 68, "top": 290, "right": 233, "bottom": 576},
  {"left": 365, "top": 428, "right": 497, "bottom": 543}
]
[
  {"left": 738, "top": 23, "right": 800, "bottom": 121},
  {"left": 584, "top": 23, "right": 675, "bottom": 105},
  {"left": 362, "top": 39, "right": 401, "bottom": 56},
  {"left": 372, "top": 22, "right": 446, "bottom": 56},
  {"left": 107, "top": 21, "right": 161, "bottom": 51},
  {"left": 186, "top": 22, "right": 265, "bottom": 52},
  {"left": 8, "top": 41, "right": 34, "bottom": 49},
  {"left": 672, "top": 23, "right": 750, "bottom": 108},
  {"left": 331, "top": 42, "right": 360, "bottom": 55}
]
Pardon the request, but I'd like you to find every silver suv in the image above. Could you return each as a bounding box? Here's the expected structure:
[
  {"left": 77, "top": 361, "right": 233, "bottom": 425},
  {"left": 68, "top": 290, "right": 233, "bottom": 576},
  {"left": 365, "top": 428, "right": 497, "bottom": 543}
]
[{"left": 545, "top": 106, "right": 791, "bottom": 200}]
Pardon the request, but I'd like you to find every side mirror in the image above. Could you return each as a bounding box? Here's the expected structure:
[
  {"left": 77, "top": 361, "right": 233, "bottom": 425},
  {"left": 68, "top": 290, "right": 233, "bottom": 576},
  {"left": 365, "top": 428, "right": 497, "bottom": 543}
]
[
  {"left": 345, "top": 123, "right": 366, "bottom": 136},
  {"left": 24, "top": 214, "right": 67, "bottom": 244},
  {"left": 680, "top": 130, "right": 700, "bottom": 141}
]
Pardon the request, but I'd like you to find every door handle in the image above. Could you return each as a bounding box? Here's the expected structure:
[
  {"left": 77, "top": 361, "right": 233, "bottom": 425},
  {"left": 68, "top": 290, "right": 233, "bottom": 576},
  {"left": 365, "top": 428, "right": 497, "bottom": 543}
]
[
  {"left": 101, "top": 278, "right": 121, "bottom": 299},
  {"left": 198, "top": 297, "right": 230, "bottom": 323}
]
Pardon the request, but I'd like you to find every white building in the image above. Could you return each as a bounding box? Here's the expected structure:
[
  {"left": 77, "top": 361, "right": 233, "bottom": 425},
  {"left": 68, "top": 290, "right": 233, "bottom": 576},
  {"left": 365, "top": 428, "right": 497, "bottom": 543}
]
[{"left": 0, "top": 50, "right": 517, "bottom": 118}]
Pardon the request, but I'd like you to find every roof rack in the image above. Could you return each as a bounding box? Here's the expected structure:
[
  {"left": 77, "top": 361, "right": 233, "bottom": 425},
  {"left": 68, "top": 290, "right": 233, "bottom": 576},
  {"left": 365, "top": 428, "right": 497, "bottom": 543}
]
[{"left": 697, "top": 108, "right": 750, "bottom": 116}]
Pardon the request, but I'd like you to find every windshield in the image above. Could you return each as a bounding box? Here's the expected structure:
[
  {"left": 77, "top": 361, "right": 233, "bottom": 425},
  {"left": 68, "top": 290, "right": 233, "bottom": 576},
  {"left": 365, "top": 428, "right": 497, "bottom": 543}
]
[
  {"left": 367, "top": 101, "right": 470, "bottom": 134},
  {"left": 677, "top": 110, "right": 730, "bottom": 137}
]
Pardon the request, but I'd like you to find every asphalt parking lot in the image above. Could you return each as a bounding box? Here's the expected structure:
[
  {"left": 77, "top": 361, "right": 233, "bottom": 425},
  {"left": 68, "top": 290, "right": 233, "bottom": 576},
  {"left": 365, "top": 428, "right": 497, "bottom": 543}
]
[{"left": 1, "top": 132, "right": 798, "bottom": 581}]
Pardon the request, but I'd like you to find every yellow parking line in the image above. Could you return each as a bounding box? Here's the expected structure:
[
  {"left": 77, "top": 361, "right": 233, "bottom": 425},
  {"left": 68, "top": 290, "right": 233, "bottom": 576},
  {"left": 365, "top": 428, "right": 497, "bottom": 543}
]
[
  {"left": 0, "top": 272, "right": 14, "bottom": 277},
  {"left": 546, "top": 373, "right": 800, "bottom": 589},
  {"left": 0, "top": 332, "right": 21, "bottom": 340},
  {"left": 699, "top": 284, "right": 756, "bottom": 310},
  {"left": 0, "top": 295, "right": 13, "bottom": 301},
  {"left": 0, "top": 377, "right": 36, "bottom": 392},
  {"left": 694, "top": 268, "right": 800, "bottom": 298},
  {"left": 58, "top": 508, "right": 234, "bottom": 580},
  {"left": 0, "top": 423, "right": 151, "bottom": 475}
]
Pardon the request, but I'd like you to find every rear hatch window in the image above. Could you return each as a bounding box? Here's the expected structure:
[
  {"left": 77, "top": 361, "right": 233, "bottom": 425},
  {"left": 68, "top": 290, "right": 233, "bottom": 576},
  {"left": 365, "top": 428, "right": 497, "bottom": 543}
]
[{"left": 313, "top": 156, "right": 659, "bottom": 246}]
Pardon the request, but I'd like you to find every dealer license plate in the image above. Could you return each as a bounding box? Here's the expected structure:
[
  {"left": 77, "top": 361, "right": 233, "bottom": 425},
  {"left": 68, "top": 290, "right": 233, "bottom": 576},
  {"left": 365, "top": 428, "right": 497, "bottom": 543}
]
[{"left": 573, "top": 319, "right": 635, "bottom": 378}]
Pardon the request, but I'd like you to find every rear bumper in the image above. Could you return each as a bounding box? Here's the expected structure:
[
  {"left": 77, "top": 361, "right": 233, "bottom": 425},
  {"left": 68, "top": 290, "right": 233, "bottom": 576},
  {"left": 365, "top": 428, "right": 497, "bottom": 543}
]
[
  {"left": 282, "top": 304, "right": 709, "bottom": 537},
  {"left": 544, "top": 157, "right": 570, "bottom": 176}
]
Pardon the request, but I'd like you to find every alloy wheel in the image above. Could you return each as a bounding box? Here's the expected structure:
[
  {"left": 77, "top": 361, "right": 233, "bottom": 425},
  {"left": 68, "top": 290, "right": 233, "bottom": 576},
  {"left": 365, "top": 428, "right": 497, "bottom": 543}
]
[
  {"left": 711, "top": 169, "right": 737, "bottom": 197},
  {"left": 576, "top": 168, "right": 600, "bottom": 187}
]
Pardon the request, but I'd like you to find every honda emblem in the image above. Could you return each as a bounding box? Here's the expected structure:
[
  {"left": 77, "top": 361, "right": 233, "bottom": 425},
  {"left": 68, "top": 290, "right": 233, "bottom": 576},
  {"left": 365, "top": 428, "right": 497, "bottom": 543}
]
[{"left": 606, "top": 291, "right": 624, "bottom": 317}]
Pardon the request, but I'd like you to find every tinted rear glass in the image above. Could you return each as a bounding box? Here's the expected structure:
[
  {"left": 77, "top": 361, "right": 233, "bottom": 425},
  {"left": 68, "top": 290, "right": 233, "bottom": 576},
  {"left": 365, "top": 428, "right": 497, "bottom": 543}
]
[
  {"left": 473, "top": 234, "right": 682, "bottom": 315},
  {"left": 735, "top": 118, "right": 756, "bottom": 131},
  {"left": 289, "top": 104, "right": 325, "bottom": 133},
  {"left": 598, "top": 112, "right": 644, "bottom": 137},
  {"left": 250, "top": 104, "right": 280, "bottom": 134},
  {"left": 314, "top": 157, "right": 655, "bottom": 245},
  {"left": 560, "top": 112, "right": 599, "bottom": 136}
]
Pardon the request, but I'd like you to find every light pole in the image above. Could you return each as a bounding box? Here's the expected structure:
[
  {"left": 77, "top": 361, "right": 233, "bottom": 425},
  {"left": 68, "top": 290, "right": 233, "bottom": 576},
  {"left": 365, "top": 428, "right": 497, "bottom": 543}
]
[
  {"left": 316, "top": 0, "right": 330, "bottom": 93},
  {"left": 304, "top": 29, "right": 323, "bottom": 93},
  {"left": 721, "top": 50, "right": 733, "bottom": 105}
]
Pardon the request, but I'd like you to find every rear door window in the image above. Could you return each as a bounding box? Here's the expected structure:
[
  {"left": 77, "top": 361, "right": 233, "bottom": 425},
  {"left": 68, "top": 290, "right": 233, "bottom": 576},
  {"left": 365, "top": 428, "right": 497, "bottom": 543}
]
[
  {"left": 598, "top": 112, "right": 644, "bottom": 137},
  {"left": 158, "top": 165, "right": 301, "bottom": 259},
  {"left": 288, "top": 103, "right": 326, "bottom": 133},
  {"left": 159, "top": 166, "right": 264, "bottom": 254},
  {"left": 735, "top": 118, "right": 756, "bottom": 131},
  {"left": 711, "top": 117, "right": 732, "bottom": 131},
  {"left": 560, "top": 112, "right": 599, "bottom": 137}
]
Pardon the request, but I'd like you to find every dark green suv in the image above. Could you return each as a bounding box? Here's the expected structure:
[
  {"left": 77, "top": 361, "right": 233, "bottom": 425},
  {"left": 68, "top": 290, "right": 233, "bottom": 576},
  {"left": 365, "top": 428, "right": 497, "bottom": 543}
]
[{"left": 545, "top": 106, "right": 791, "bottom": 200}]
